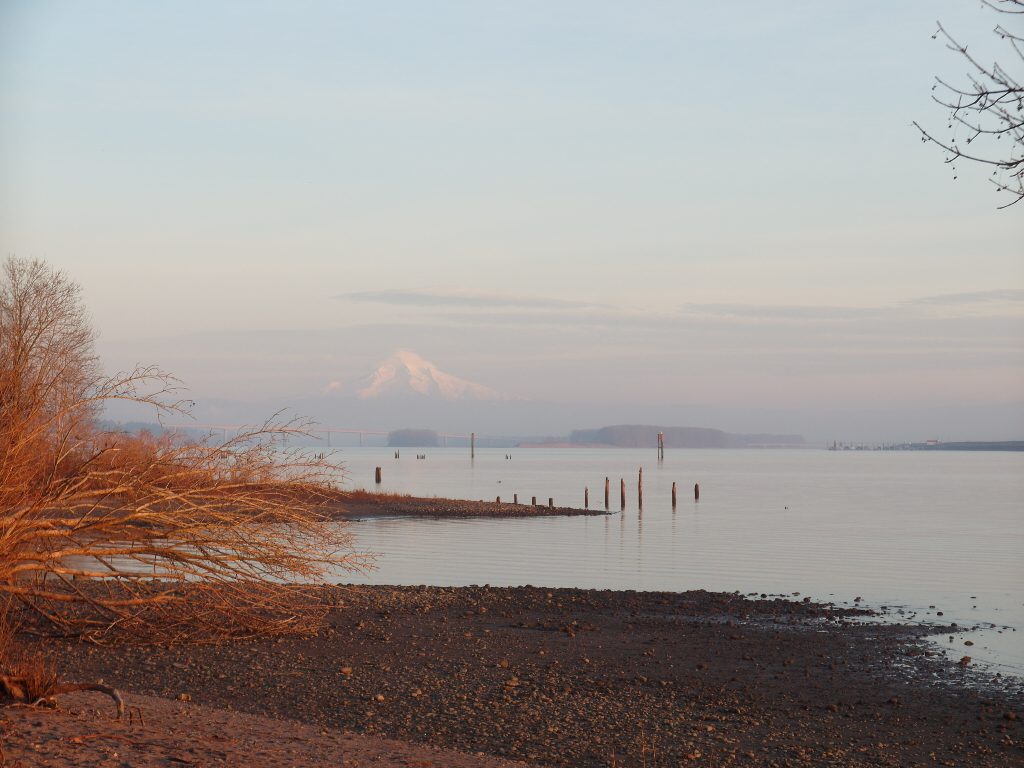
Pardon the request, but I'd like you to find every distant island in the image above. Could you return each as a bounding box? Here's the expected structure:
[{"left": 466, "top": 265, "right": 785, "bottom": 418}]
[{"left": 566, "top": 425, "right": 805, "bottom": 449}]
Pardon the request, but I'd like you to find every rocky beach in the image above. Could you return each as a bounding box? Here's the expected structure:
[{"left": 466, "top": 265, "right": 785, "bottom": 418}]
[{"left": 3, "top": 582, "right": 1021, "bottom": 767}]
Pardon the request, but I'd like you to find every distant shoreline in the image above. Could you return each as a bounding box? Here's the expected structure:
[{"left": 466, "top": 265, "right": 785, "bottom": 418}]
[{"left": 896, "top": 440, "right": 1024, "bottom": 451}]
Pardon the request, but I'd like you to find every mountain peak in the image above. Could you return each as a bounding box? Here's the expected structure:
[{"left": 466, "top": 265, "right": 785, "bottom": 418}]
[{"left": 326, "top": 349, "right": 509, "bottom": 401}]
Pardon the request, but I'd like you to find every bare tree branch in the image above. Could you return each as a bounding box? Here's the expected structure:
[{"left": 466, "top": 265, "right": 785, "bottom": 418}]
[{"left": 915, "top": 1, "right": 1024, "bottom": 208}]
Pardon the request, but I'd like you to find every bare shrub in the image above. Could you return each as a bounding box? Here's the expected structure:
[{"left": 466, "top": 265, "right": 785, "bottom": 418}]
[{"left": 0, "top": 257, "right": 368, "bottom": 642}]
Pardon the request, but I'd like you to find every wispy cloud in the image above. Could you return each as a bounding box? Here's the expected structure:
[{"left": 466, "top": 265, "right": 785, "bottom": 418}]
[
  {"left": 334, "top": 290, "right": 600, "bottom": 310},
  {"left": 333, "top": 290, "right": 1024, "bottom": 337},
  {"left": 910, "top": 289, "right": 1024, "bottom": 306},
  {"left": 682, "top": 303, "right": 880, "bottom": 321}
]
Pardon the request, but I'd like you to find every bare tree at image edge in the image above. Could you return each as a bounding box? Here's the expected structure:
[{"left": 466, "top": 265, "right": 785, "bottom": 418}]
[
  {"left": 913, "top": 0, "right": 1024, "bottom": 208},
  {"left": 0, "top": 257, "right": 370, "bottom": 646}
]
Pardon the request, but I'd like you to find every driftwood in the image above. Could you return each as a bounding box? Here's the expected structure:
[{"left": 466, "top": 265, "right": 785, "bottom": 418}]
[{"left": 0, "top": 674, "right": 124, "bottom": 719}]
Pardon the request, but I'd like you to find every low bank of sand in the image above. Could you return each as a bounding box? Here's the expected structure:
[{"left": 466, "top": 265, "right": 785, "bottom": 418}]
[
  {"left": 330, "top": 492, "right": 602, "bottom": 519},
  {"left": 6, "top": 585, "right": 1021, "bottom": 767}
]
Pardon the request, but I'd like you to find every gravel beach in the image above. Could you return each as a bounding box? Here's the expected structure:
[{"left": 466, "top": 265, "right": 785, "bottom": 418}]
[{"left": 5, "top": 584, "right": 1021, "bottom": 767}]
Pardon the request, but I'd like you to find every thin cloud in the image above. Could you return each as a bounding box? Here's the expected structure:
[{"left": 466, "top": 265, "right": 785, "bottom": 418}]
[
  {"left": 433, "top": 309, "right": 668, "bottom": 330},
  {"left": 333, "top": 290, "right": 600, "bottom": 310},
  {"left": 910, "top": 289, "right": 1024, "bottom": 306},
  {"left": 682, "top": 303, "right": 880, "bottom": 321}
]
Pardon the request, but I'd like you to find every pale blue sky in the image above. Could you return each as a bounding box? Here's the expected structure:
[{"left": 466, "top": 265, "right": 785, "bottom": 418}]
[{"left": 1, "top": 2, "right": 1021, "bottom": 438}]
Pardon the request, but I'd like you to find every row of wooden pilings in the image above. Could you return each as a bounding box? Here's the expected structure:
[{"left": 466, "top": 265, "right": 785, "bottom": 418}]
[
  {"left": 374, "top": 465, "right": 699, "bottom": 511},
  {"left": 494, "top": 472, "right": 698, "bottom": 511},
  {"left": 582, "top": 469, "right": 699, "bottom": 511}
]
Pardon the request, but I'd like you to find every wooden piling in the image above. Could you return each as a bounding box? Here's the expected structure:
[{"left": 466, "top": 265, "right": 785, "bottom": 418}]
[
  {"left": 694, "top": 482, "right": 700, "bottom": 501},
  {"left": 671, "top": 481, "right": 677, "bottom": 508},
  {"left": 604, "top": 477, "right": 610, "bottom": 510},
  {"left": 513, "top": 493, "right": 518, "bottom": 505},
  {"left": 374, "top": 466, "right": 382, "bottom": 484},
  {"left": 548, "top": 497, "right": 554, "bottom": 508},
  {"left": 584, "top": 487, "right": 589, "bottom": 509},
  {"left": 638, "top": 467, "right": 643, "bottom": 509},
  {"left": 496, "top": 496, "right": 501, "bottom": 507},
  {"left": 532, "top": 496, "right": 537, "bottom": 506},
  {"left": 657, "top": 432, "right": 664, "bottom": 460},
  {"left": 471, "top": 432, "right": 475, "bottom": 459},
  {"left": 620, "top": 478, "right": 626, "bottom": 511}
]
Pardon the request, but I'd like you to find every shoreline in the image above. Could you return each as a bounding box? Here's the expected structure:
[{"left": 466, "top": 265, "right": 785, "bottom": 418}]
[
  {"left": 8, "top": 584, "right": 1022, "bottom": 767},
  {"left": 330, "top": 491, "right": 605, "bottom": 519}
]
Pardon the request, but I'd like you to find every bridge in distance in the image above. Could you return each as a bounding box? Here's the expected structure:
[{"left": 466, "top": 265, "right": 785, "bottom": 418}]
[{"left": 164, "top": 424, "right": 514, "bottom": 447}]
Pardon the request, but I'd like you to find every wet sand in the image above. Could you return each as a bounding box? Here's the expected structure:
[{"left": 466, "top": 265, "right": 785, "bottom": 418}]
[{"left": 7, "top": 585, "right": 1022, "bottom": 767}]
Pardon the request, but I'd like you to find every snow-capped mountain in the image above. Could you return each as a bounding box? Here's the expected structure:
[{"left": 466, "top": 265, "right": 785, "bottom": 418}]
[{"left": 326, "top": 349, "right": 508, "bottom": 401}]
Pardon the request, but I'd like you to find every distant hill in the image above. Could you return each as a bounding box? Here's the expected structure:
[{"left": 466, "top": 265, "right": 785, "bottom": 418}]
[{"left": 569, "top": 425, "right": 804, "bottom": 448}]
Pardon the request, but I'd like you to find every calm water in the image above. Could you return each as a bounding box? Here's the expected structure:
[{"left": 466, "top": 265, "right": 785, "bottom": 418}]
[{"left": 331, "top": 447, "right": 1024, "bottom": 674}]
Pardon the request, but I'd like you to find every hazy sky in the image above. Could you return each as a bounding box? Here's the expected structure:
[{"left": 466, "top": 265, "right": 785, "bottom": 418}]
[{"left": 1, "top": 2, "right": 1021, "bottom": 438}]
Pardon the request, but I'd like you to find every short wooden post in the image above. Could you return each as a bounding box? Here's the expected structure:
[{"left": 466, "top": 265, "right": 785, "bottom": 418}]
[
  {"left": 584, "top": 487, "right": 589, "bottom": 509},
  {"left": 638, "top": 467, "right": 643, "bottom": 509},
  {"left": 375, "top": 466, "right": 382, "bottom": 484},
  {"left": 620, "top": 478, "right": 626, "bottom": 511},
  {"left": 671, "top": 481, "right": 677, "bottom": 508},
  {"left": 694, "top": 482, "right": 700, "bottom": 501},
  {"left": 548, "top": 497, "right": 554, "bottom": 508},
  {"left": 532, "top": 496, "right": 537, "bottom": 506},
  {"left": 496, "top": 496, "right": 501, "bottom": 507},
  {"left": 513, "top": 493, "right": 518, "bottom": 505},
  {"left": 604, "top": 477, "right": 610, "bottom": 510}
]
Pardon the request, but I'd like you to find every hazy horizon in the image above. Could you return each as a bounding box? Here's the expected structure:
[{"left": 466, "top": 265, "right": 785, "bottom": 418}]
[{"left": 2, "top": 2, "right": 1021, "bottom": 444}]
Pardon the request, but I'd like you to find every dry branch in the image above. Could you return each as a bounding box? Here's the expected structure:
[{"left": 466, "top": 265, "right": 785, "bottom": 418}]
[
  {"left": 915, "top": 0, "right": 1024, "bottom": 207},
  {"left": 1, "top": 257, "right": 369, "bottom": 642}
]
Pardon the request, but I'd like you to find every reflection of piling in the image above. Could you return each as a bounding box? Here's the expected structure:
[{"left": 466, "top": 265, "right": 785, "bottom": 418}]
[
  {"left": 672, "top": 481, "right": 677, "bottom": 509},
  {"left": 694, "top": 482, "right": 700, "bottom": 501},
  {"left": 375, "top": 467, "right": 382, "bottom": 484},
  {"left": 584, "top": 487, "right": 589, "bottom": 509},
  {"left": 470, "top": 432, "right": 475, "bottom": 459},
  {"left": 620, "top": 478, "right": 625, "bottom": 511},
  {"left": 604, "top": 477, "right": 610, "bottom": 510},
  {"left": 638, "top": 467, "right": 643, "bottom": 510}
]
